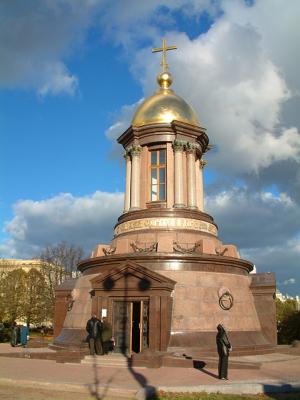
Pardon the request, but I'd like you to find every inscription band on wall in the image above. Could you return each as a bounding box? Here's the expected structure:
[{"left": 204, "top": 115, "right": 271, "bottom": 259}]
[{"left": 115, "top": 217, "right": 218, "bottom": 236}]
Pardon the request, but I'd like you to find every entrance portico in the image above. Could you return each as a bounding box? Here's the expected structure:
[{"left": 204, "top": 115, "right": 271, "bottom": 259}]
[{"left": 89, "top": 262, "right": 175, "bottom": 355}]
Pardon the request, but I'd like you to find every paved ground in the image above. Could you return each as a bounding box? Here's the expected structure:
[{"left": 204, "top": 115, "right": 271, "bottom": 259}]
[{"left": 0, "top": 344, "right": 299, "bottom": 399}]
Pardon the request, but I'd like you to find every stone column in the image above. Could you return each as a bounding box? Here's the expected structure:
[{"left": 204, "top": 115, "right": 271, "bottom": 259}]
[
  {"left": 123, "top": 152, "right": 131, "bottom": 213},
  {"left": 130, "top": 145, "right": 142, "bottom": 210},
  {"left": 195, "top": 157, "right": 201, "bottom": 210},
  {"left": 173, "top": 141, "right": 185, "bottom": 208},
  {"left": 198, "top": 159, "right": 206, "bottom": 211},
  {"left": 186, "top": 144, "right": 197, "bottom": 209}
]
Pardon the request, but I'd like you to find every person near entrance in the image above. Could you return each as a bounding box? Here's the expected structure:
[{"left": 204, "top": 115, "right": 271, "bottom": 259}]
[
  {"left": 101, "top": 317, "right": 113, "bottom": 354},
  {"left": 86, "top": 314, "right": 103, "bottom": 355},
  {"left": 216, "top": 324, "right": 232, "bottom": 380}
]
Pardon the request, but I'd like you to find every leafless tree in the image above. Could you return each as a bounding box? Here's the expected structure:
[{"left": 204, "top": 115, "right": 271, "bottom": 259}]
[{"left": 38, "top": 242, "right": 85, "bottom": 321}]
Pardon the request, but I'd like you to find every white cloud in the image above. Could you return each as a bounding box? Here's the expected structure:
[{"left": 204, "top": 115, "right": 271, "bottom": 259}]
[
  {"left": 0, "top": 192, "right": 123, "bottom": 258},
  {"left": 242, "top": 240, "right": 300, "bottom": 297},
  {"left": 206, "top": 187, "right": 300, "bottom": 248},
  {"left": 97, "top": 0, "right": 219, "bottom": 48},
  {"left": 0, "top": 0, "right": 100, "bottom": 95},
  {"left": 283, "top": 278, "right": 296, "bottom": 285},
  {"left": 38, "top": 62, "right": 78, "bottom": 96},
  {"left": 104, "top": 0, "right": 300, "bottom": 177},
  {"left": 140, "top": 26, "right": 299, "bottom": 174},
  {"left": 105, "top": 99, "right": 144, "bottom": 158},
  {"left": 206, "top": 186, "right": 300, "bottom": 295}
]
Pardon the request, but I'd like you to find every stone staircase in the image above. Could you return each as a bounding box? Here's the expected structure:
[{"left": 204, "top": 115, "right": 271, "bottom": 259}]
[{"left": 81, "top": 353, "right": 131, "bottom": 368}]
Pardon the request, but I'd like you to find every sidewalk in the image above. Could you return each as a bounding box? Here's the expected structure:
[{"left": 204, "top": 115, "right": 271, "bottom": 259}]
[{"left": 0, "top": 344, "right": 299, "bottom": 399}]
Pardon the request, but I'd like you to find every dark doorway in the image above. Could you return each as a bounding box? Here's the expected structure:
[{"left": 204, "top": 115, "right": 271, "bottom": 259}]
[
  {"left": 132, "top": 302, "right": 141, "bottom": 353},
  {"left": 113, "top": 301, "right": 130, "bottom": 353},
  {"left": 113, "top": 300, "right": 149, "bottom": 354}
]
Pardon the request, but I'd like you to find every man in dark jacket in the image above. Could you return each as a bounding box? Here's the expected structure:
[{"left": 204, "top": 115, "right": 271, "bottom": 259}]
[
  {"left": 216, "top": 324, "right": 232, "bottom": 380},
  {"left": 86, "top": 314, "right": 102, "bottom": 355}
]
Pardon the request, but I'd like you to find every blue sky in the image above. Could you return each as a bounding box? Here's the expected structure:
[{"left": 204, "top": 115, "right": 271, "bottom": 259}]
[{"left": 1, "top": 0, "right": 300, "bottom": 296}]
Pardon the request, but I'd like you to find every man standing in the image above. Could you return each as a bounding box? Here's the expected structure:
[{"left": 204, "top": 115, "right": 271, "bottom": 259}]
[
  {"left": 216, "top": 324, "right": 232, "bottom": 380},
  {"left": 86, "top": 314, "right": 102, "bottom": 355}
]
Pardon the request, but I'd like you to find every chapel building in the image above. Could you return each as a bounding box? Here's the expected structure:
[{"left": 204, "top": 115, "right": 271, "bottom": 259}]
[{"left": 53, "top": 40, "right": 276, "bottom": 365}]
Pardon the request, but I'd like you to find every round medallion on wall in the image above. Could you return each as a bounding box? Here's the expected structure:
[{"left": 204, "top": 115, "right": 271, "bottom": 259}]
[{"left": 218, "top": 288, "right": 234, "bottom": 310}]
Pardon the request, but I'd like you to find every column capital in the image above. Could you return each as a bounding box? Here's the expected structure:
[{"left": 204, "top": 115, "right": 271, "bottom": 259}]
[
  {"left": 124, "top": 149, "right": 131, "bottom": 159},
  {"left": 130, "top": 144, "right": 142, "bottom": 157},
  {"left": 200, "top": 159, "right": 207, "bottom": 169},
  {"left": 186, "top": 142, "right": 200, "bottom": 154},
  {"left": 173, "top": 140, "right": 185, "bottom": 152}
]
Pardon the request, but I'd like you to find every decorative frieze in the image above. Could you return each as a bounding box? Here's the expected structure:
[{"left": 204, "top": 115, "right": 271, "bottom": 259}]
[
  {"left": 102, "top": 246, "right": 117, "bottom": 256},
  {"left": 215, "top": 247, "right": 228, "bottom": 256},
  {"left": 115, "top": 216, "right": 218, "bottom": 236},
  {"left": 130, "top": 241, "right": 158, "bottom": 253},
  {"left": 173, "top": 240, "right": 203, "bottom": 254}
]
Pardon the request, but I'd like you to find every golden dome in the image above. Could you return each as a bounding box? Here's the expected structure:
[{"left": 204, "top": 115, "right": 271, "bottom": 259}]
[{"left": 132, "top": 71, "right": 200, "bottom": 127}]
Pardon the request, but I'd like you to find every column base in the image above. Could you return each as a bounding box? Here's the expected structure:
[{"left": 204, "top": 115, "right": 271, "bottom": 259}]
[
  {"left": 189, "top": 206, "right": 198, "bottom": 210},
  {"left": 129, "top": 207, "right": 141, "bottom": 211},
  {"left": 173, "top": 204, "right": 186, "bottom": 208}
]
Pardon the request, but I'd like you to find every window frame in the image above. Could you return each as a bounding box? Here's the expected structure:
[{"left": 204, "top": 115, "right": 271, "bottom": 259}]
[{"left": 148, "top": 147, "right": 167, "bottom": 203}]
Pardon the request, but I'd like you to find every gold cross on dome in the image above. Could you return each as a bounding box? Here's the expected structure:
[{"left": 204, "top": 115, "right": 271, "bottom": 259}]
[{"left": 152, "top": 38, "right": 177, "bottom": 72}]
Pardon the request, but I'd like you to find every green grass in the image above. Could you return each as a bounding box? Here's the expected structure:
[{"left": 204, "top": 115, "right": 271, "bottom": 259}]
[{"left": 149, "top": 392, "right": 300, "bottom": 400}]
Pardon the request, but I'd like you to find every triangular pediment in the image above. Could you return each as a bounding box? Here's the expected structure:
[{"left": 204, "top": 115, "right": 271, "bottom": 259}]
[{"left": 90, "top": 261, "right": 176, "bottom": 292}]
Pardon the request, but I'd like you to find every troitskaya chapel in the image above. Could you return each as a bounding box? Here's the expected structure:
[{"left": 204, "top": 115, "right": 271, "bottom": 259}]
[{"left": 53, "top": 39, "right": 276, "bottom": 367}]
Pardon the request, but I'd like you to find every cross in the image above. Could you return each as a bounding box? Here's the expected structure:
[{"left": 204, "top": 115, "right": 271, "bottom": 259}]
[{"left": 152, "top": 38, "right": 177, "bottom": 72}]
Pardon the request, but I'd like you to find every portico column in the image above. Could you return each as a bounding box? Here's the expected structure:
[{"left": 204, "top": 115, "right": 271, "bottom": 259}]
[
  {"left": 173, "top": 141, "right": 185, "bottom": 208},
  {"left": 186, "top": 144, "right": 197, "bottom": 209},
  {"left": 130, "top": 145, "right": 142, "bottom": 210},
  {"left": 198, "top": 159, "right": 206, "bottom": 211},
  {"left": 123, "top": 152, "right": 131, "bottom": 213}
]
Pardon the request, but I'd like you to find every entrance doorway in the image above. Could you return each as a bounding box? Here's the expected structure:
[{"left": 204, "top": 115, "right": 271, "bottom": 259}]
[{"left": 113, "top": 300, "right": 149, "bottom": 354}]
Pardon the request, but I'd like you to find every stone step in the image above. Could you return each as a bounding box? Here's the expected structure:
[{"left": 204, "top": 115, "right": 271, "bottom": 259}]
[{"left": 81, "top": 353, "right": 130, "bottom": 367}]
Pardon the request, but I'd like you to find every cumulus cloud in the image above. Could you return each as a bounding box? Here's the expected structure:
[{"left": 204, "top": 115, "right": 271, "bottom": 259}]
[
  {"left": 0, "top": 0, "right": 100, "bottom": 95},
  {"left": 105, "top": 99, "right": 144, "bottom": 158},
  {"left": 206, "top": 188, "right": 300, "bottom": 248},
  {"left": 38, "top": 62, "right": 78, "bottom": 96},
  {"left": 101, "top": 1, "right": 300, "bottom": 179},
  {"left": 243, "top": 240, "right": 300, "bottom": 297},
  {"left": 283, "top": 278, "right": 296, "bottom": 286},
  {"left": 107, "top": 19, "right": 300, "bottom": 175},
  {"left": 0, "top": 192, "right": 123, "bottom": 258},
  {"left": 97, "top": 0, "right": 219, "bottom": 49},
  {"left": 205, "top": 186, "right": 300, "bottom": 296}
]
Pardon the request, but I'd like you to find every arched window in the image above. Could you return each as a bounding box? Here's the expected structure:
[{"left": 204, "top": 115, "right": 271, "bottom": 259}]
[{"left": 149, "top": 149, "right": 166, "bottom": 201}]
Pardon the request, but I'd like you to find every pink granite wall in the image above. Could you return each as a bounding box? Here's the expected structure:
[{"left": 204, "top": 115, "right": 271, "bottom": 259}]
[{"left": 159, "top": 270, "right": 261, "bottom": 333}]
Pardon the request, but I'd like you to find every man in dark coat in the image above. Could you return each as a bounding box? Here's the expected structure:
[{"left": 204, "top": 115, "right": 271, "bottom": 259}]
[
  {"left": 10, "top": 321, "right": 19, "bottom": 347},
  {"left": 86, "top": 314, "right": 103, "bottom": 355},
  {"left": 216, "top": 324, "right": 232, "bottom": 380}
]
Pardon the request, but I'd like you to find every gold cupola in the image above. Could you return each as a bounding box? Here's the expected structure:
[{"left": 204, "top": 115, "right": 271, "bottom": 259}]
[{"left": 132, "top": 40, "right": 200, "bottom": 127}]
